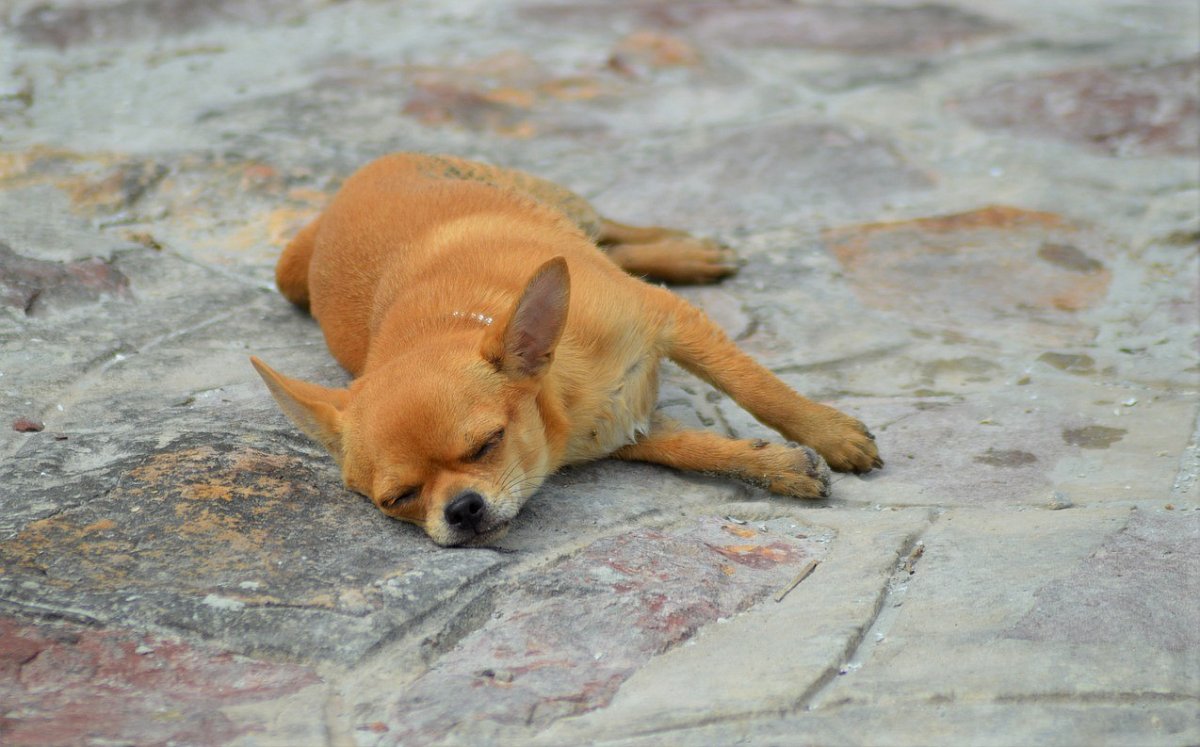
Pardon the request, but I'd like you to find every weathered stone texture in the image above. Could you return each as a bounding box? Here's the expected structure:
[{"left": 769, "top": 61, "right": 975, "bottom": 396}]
[
  {"left": 1, "top": 0, "right": 1197, "bottom": 743},
  {"left": 0, "top": 616, "right": 320, "bottom": 747},
  {"left": 823, "top": 206, "right": 1116, "bottom": 345},
  {"left": 519, "top": 2, "right": 1008, "bottom": 55},
  {"left": 956, "top": 58, "right": 1200, "bottom": 156},
  {"left": 1008, "top": 509, "right": 1200, "bottom": 652},
  {"left": 1, "top": 430, "right": 505, "bottom": 662},
  {"left": 375, "top": 517, "right": 828, "bottom": 744}
]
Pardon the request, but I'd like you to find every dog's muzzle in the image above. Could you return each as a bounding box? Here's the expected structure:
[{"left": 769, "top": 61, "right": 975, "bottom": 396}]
[
  {"left": 445, "top": 490, "right": 489, "bottom": 534},
  {"left": 439, "top": 490, "right": 515, "bottom": 546}
]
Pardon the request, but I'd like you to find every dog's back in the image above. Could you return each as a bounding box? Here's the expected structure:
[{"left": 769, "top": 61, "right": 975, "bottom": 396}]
[{"left": 280, "top": 154, "right": 635, "bottom": 377}]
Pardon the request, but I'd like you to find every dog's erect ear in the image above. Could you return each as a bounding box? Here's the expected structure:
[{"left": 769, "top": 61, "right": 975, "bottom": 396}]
[
  {"left": 250, "top": 356, "right": 349, "bottom": 461},
  {"left": 484, "top": 257, "right": 570, "bottom": 379}
]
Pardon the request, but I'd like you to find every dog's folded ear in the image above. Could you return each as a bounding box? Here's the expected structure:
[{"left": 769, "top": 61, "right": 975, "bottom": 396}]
[
  {"left": 484, "top": 256, "right": 571, "bottom": 379},
  {"left": 250, "top": 356, "right": 349, "bottom": 462}
]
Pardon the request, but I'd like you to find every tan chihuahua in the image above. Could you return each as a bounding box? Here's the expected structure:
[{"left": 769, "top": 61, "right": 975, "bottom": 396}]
[{"left": 251, "top": 153, "right": 881, "bottom": 546}]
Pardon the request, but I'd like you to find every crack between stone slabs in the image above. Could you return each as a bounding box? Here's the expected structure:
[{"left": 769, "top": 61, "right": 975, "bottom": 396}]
[
  {"left": 162, "top": 248, "right": 277, "bottom": 293},
  {"left": 769, "top": 342, "right": 911, "bottom": 377},
  {"left": 0, "top": 497, "right": 86, "bottom": 537},
  {"left": 334, "top": 504, "right": 823, "bottom": 738},
  {"left": 711, "top": 398, "right": 740, "bottom": 439},
  {"left": 313, "top": 568, "right": 515, "bottom": 729},
  {"left": 0, "top": 596, "right": 108, "bottom": 626},
  {"left": 1170, "top": 401, "right": 1200, "bottom": 498},
  {"left": 796, "top": 509, "right": 943, "bottom": 713},
  {"left": 991, "top": 691, "right": 1200, "bottom": 706},
  {"left": 348, "top": 559, "right": 510, "bottom": 673},
  {"left": 710, "top": 489, "right": 1176, "bottom": 515},
  {"left": 18, "top": 306, "right": 244, "bottom": 438},
  {"left": 323, "top": 691, "right": 351, "bottom": 747},
  {"left": 551, "top": 507, "right": 942, "bottom": 745},
  {"left": 342, "top": 507, "right": 671, "bottom": 688},
  {"left": 587, "top": 690, "right": 1200, "bottom": 746}
]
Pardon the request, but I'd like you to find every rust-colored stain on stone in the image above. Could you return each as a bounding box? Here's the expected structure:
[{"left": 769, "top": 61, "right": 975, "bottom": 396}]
[
  {"left": 824, "top": 206, "right": 1114, "bottom": 341},
  {"left": 609, "top": 31, "right": 702, "bottom": 78},
  {"left": 832, "top": 206, "right": 1066, "bottom": 244},
  {"left": 62, "top": 160, "right": 168, "bottom": 214},
  {"left": 0, "top": 443, "right": 376, "bottom": 613},
  {"left": 1, "top": 145, "right": 325, "bottom": 265},
  {"left": 402, "top": 51, "right": 612, "bottom": 138},
  {"left": 722, "top": 524, "right": 759, "bottom": 539},
  {"left": 0, "top": 616, "right": 319, "bottom": 746},
  {"left": 0, "top": 146, "right": 165, "bottom": 216},
  {"left": 11, "top": 417, "right": 44, "bottom": 432},
  {"left": 710, "top": 542, "right": 800, "bottom": 569}
]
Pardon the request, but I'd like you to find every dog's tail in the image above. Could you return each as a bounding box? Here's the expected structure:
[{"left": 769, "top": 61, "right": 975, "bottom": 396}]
[{"left": 276, "top": 217, "right": 319, "bottom": 309}]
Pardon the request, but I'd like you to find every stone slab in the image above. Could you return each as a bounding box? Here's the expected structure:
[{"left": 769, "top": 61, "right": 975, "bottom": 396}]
[
  {"left": 596, "top": 702, "right": 1200, "bottom": 747},
  {"left": 812, "top": 506, "right": 1200, "bottom": 709},
  {"left": 350, "top": 514, "right": 837, "bottom": 746},
  {"left": 534, "top": 507, "right": 932, "bottom": 744},
  {"left": 579, "top": 505, "right": 1200, "bottom": 746},
  {"left": 1, "top": 0, "right": 1197, "bottom": 745},
  {"left": 956, "top": 57, "right": 1200, "bottom": 157},
  {"left": 0, "top": 615, "right": 323, "bottom": 747}
]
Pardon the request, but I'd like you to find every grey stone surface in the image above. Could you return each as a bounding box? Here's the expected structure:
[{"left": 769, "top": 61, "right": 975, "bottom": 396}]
[{"left": 1, "top": 0, "right": 1197, "bottom": 745}]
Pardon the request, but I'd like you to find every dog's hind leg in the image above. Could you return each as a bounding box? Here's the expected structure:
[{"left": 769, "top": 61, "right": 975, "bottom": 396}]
[
  {"left": 394, "top": 154, "right": 738, "bottom": 285},
  {"left": 597, "top": 218, "right": 740, "bottom": 285},
  {"left": 649, "top": 290, "right": 882, "bottom": 473},
  {"left": 613, "top": 414, "right": 831, "bottom": 498},
  {"left": 276, "top": 216, "right": 320, "bottom": 309}
]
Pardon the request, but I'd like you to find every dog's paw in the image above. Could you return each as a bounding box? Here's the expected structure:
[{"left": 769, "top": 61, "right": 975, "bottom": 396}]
[
  {"left": 811, "top": 414, "right": 883, "bottom": 474},
  {"left": 666, "top": 236, "right": 741, "bottom": 284},
  {"left": 607, "top": 235, "right": 740, "bottom": 285},
  {"left": 749, "top": 442, "right": 831, "bottom": 499}
]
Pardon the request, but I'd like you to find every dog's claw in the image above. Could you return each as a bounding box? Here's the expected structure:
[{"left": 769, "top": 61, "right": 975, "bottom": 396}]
[{"left": 800, "top": 445, "right": 832, "bottom": 496}]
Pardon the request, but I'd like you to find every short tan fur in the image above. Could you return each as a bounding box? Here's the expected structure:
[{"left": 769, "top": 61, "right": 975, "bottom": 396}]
[{"left": 252, "top": 153, "right": 880, "bottom": 546}]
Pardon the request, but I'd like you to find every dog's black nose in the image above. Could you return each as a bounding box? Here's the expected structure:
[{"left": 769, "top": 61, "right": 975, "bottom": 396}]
[{"left": 445, "top": 491, "right": 487, "bottom": 532}]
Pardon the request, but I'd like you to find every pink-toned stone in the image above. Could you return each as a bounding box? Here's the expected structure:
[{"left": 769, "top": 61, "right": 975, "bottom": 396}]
[
  {"left": 376, "top": 517, "right": 826, "bottom": 744},
  {"left": 0, "top": 242, "right": 130, "bottom": 316},
  {"left": 1008, "top": 509, "right": 1200, "bottom": 652},
  {"left": 823, "top": 206, "right": 1115, "bottom": 345},
  {"left": 521, "top": 2, "right": 1006, "bottom": 55},
  {"left": 400, "top": 51, "right": 611, "bottom": 138},
  {"left": 15, "top": 0, "right": 321, "bottom": 49},
  {"left": 0, "top": 617, "right": 320, "bottom": 747},
  {"left": 955, "top": 58, "right": 1200, "bottom": 156}
]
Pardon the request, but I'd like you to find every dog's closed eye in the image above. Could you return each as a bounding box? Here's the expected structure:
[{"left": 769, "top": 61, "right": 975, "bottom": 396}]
[
  {"left": 465, "top": 428, "right": 505, "bottom": 463},
  {"left": 381, "top": 487, "right": 420, "bottom": 509}
]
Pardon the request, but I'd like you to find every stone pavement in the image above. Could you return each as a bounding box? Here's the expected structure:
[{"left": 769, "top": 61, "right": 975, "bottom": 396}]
[{"left": 1, "top": 0, "right": 1197, "bottom": 744}]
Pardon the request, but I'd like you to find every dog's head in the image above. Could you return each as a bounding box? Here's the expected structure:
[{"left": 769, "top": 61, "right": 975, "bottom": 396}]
[{"left": 251, "top": 258, "right": 570, "bottom": 546}]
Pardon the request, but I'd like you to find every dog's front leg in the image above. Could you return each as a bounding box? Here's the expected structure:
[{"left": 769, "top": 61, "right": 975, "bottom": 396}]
[
  {"left": 650, "top": 291, "right": 882, "bottom": 473},
  {"left": 613, "top": 414, "right": 831, "bottom": 497}
]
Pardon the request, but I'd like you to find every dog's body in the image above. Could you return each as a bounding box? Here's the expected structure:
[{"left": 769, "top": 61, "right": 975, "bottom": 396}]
[{"left": 252, "top": 153, "right": 880, "bottom": 545}]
